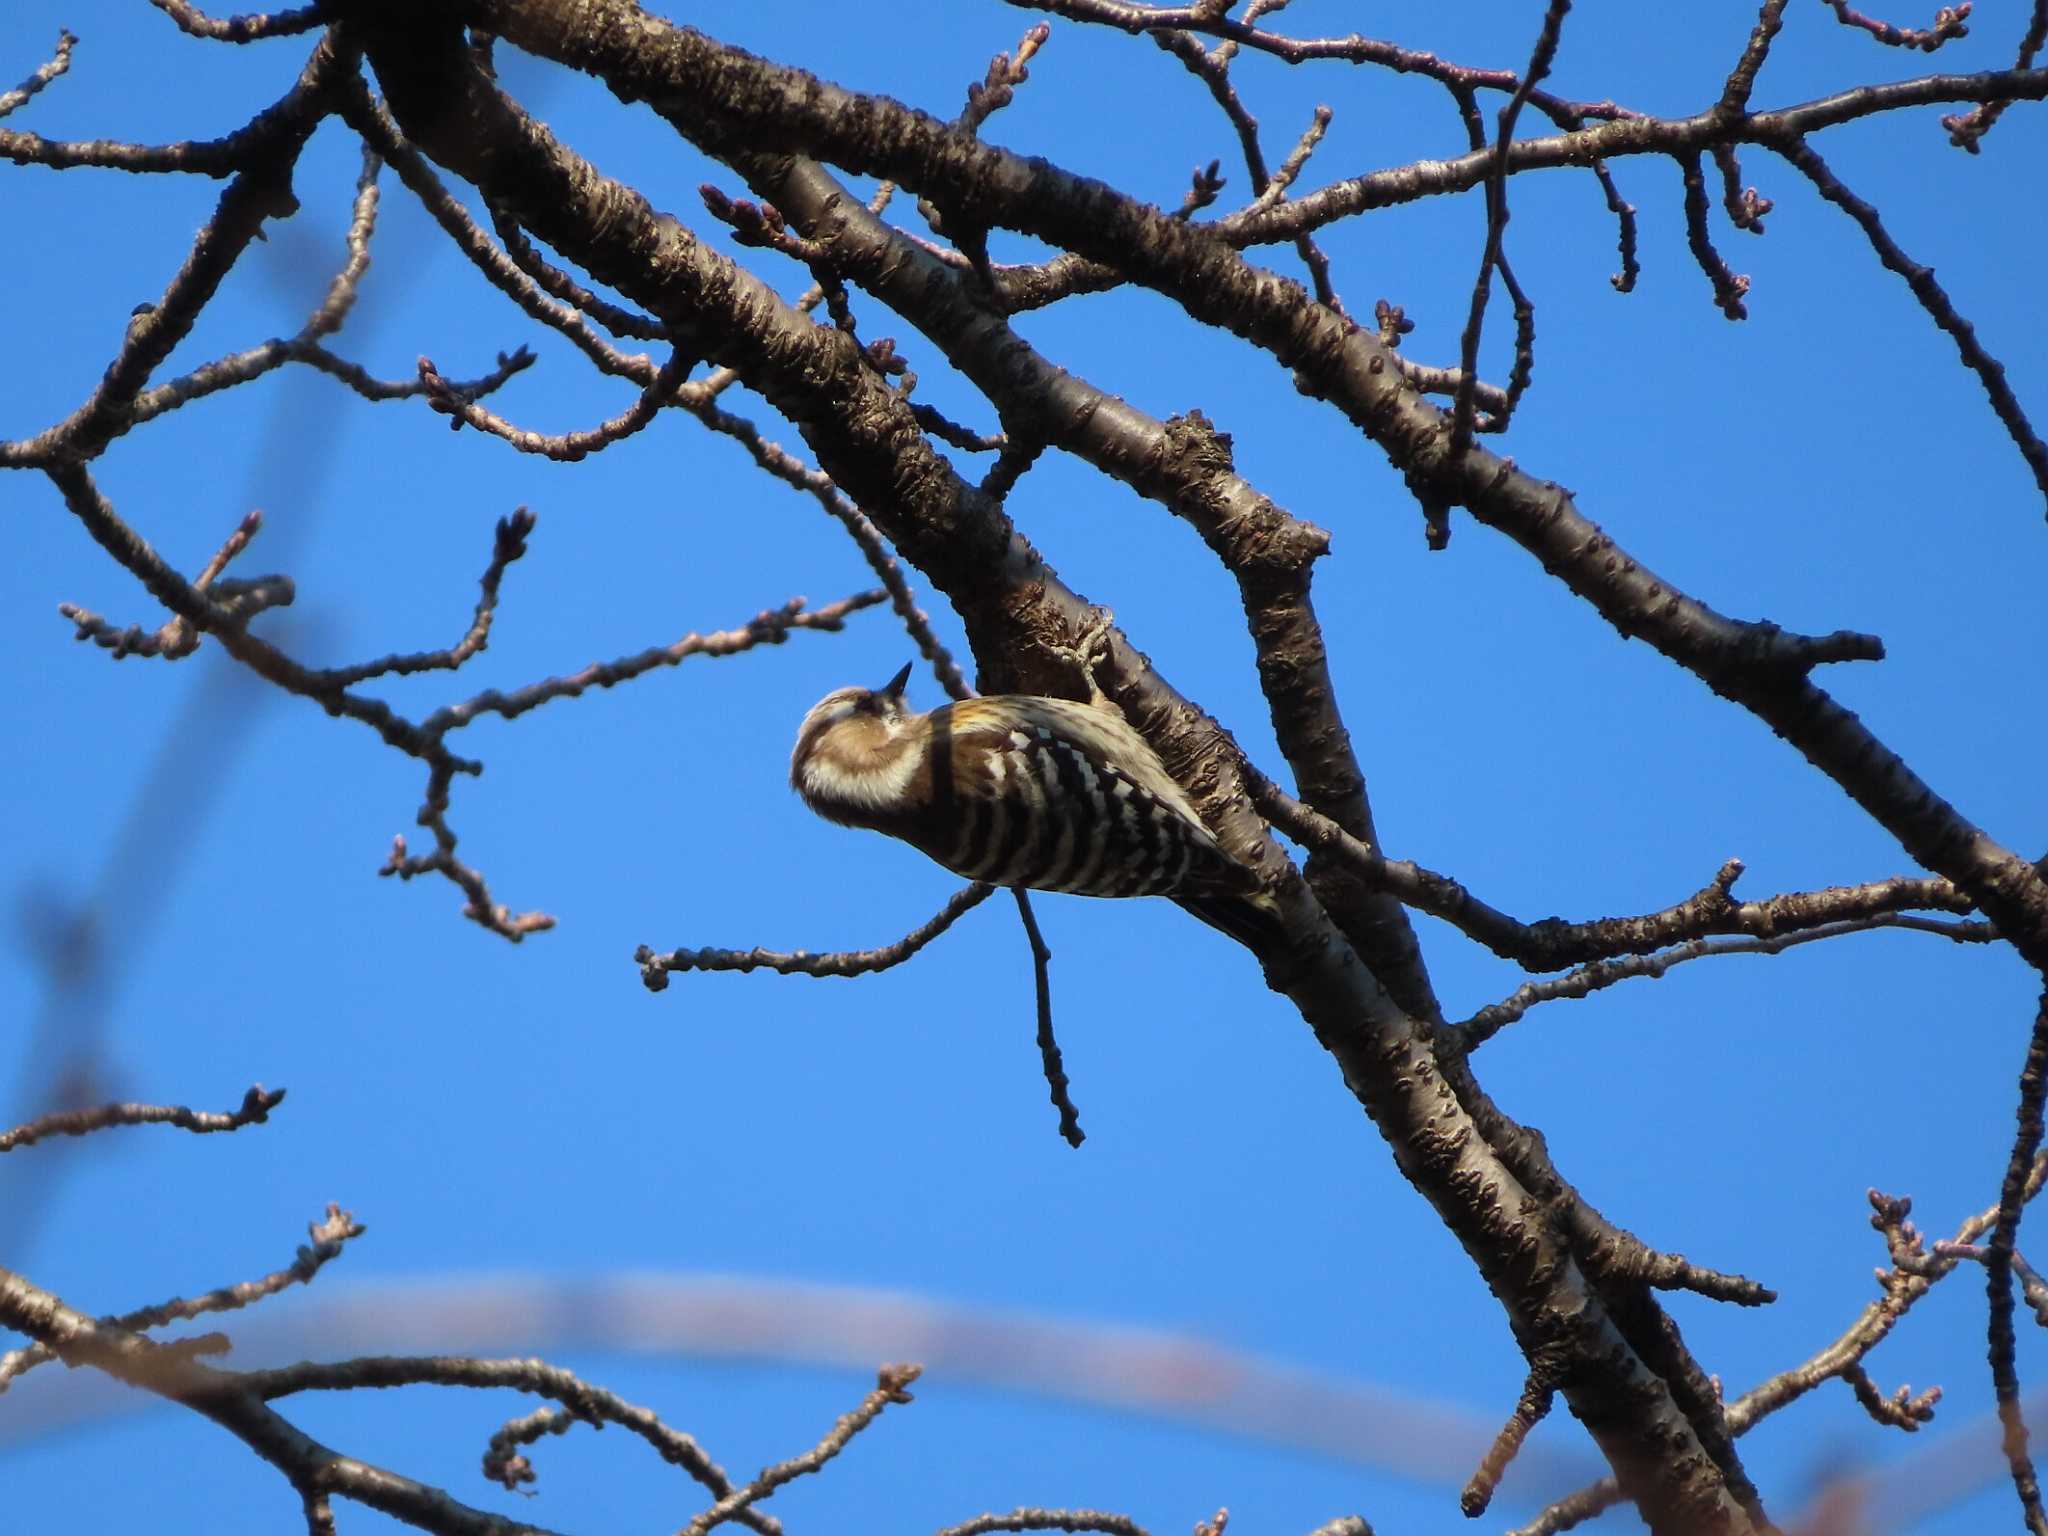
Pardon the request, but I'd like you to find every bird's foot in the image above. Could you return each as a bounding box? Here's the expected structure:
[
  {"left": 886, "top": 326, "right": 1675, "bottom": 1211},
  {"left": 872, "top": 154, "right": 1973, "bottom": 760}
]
[{"left": 1051, "top": 608, "right": 1120, "bottom": 713}]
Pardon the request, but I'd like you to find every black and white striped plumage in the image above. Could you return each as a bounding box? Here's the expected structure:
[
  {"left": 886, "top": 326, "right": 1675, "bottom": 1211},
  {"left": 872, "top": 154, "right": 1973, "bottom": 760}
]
[{"left": 790, "top": 664, "right": 1264, "bottom": 908}]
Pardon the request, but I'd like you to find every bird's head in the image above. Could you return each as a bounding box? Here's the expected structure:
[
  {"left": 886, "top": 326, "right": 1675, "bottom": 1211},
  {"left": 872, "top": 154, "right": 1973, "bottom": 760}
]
[{"left": 790, "top": 662, "right": 920, "bottom": 807}]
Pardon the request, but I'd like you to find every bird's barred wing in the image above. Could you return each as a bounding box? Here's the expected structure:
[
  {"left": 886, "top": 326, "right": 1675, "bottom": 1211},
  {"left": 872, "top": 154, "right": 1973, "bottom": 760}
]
[{"left": 925, "top": 699, "right": 1251, "bottom": 898}]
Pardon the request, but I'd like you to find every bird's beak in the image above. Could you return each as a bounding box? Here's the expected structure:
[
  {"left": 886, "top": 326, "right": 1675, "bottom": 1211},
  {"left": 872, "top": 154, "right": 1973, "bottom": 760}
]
[{"left": 880, "top": 661, "right": 914, "bottom": 700}]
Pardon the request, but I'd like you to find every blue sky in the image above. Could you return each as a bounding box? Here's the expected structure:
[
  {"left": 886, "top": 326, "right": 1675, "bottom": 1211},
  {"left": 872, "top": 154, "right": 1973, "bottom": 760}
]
[{"left": 3, "top": 3, "right": 2046, "bottom": 1532}]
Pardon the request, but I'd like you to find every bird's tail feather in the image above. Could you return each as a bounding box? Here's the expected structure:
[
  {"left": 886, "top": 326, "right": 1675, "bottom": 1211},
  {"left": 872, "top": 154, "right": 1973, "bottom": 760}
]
[{"left": 1176, "top": 890, "right": 1287, "bottom": 953}]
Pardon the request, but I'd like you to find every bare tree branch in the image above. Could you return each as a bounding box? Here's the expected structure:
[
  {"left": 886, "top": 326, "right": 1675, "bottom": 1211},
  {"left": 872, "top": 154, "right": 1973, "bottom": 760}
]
[
  {"left": 0, "top": 1084, "right": 283, "bottom": 1153},
  {"left": 636, "top": 882, "right": 997, "bottom": 990}
]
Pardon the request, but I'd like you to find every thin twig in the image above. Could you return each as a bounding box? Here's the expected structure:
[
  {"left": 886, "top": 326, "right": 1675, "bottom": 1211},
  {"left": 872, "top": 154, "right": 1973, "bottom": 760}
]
[
  {"left": 1943, "top": 1, "right": 2045, "bottom": 148},
  {"left": 1679, "top": 152, "right": 1751, "bottom": 319},
  {"left": 0, "top": 1202, "right": 361, "bottom": 1391},
  {"left": 1449, "top": 1, "right": 1570, "bottom": 460},
  {"left": 419, "top": 349, "right": 689, "bottom": 460},
  {"left": 0, "top": 1084, "right": 282, "bottom": 1152},
  {"left": 1464, "top": 1363, "right": 1561, "bottom": 1516},
  {"left": 678, "top": 1364, "right": 920, "bottom": 1536},
  {"left": 0, "top": 30, "right": 75, "bottom": 120},
  {"left": 1252, "top": 773, "right": 1976, "bottom": 972},
  {"left": 1775, "top": 134, "right": 2048, "bottom": 506},
  {"left": 636, "top": 883, "right": 997, "bottom": 991},
  {"left": 1455, "top": 914, "right": 1992, "bottom": 1045},
  {"left": 1822, "top": 1, "right": 1971, "bottom": 52},
  {"left": 1012, "top": 889, "right": 1084, "bottom": 1147},
  {"left": 319, "top": 508, "right": 534, "bottom": 686}
]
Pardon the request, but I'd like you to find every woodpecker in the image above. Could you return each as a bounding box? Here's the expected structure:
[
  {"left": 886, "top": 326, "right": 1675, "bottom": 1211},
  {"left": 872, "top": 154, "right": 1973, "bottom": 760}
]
[{"left": 791, "top": 661, "right": 1277, "bottom": 941}]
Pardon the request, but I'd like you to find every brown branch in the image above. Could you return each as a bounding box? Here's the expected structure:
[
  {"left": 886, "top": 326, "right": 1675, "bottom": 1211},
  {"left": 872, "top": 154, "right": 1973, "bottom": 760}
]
[
  {"left": 1454, "top": 914, "right": 1994, "bottom": 1046},
  {"left": 1710, "top": 143, "right": 1772, "bottom": 233},
  {"left": 1679, "top": 152, "right": 1751, "bottom": 318},
  {"left": 379, "top": 763, "right": 556, "bottom": 942},
  {"left": 1253, "top": 777, "right": 1977, "bottom": 970},
  {"left": 149, "top": 0, "right": 331, "bottom": 42},
  {"left": 48, "top": 461, "right": 480, "bottom": 770},
  {"left": 481, "top": 1407, "right": 775, "bottom": 1535},
  {"left": 321, "top": 509, "right": 533, "bottom": 684},
  {"left": 231, "top": 1353, "right": 777, "bottom": 1532},
  {"left": 671, "top": 387, "right": 972, "bottom": 702},
  {"left": 1230, "top": 71, "right": 2048, "bottom": 246},
  {"left": 148, "top": 339, "right": 534, "bottom": 424},
  {"left": 1823, "top": 1, "right": 1972, "bottom": 51},
  {"left": 3, "top": 1256, "right": 832, "bottom": 1534},
  {"left": 1388, "top": 358, "right": 1509, "bottom": 418},
  {"left": 0, "top": 34, "right": 350, "bottom": 466},
  {"left": 635, "top": 882, "right": 997, "bottom": 991},
  {"left": 1008, "top": 0, "right": 1635, "bottom": 128},
  {"left": 49, "top": 456, "right": 881, "bottom": 941},
  {"left": 1153, "top": 29, "right": 1341, "bottom": 310},
  {"left": 0, "top": 1202, "right": 361, "bottom": 1392},
  {"left": 299, "top": 1488, "right": 337, "bottom": 1536},
  {"left": 1944, "top": 1, "right": 2046, "bottom": 147},
  {"left": 678, "top": 1364, "right": 920, "bottom": 1536},
  {"left": 1990, "top": 992, "right": 2048, "bottom": 1533},
  {"left": 418, "top": 348, "right": 689, "bottom": 459},
  {"left": 1774, "top": 134, "right": 2048, "bottom": 502},
  {"left": 381, "top": 590, "right": 885, "bottom": 939},
  {"left": 1012, "top": 888, "right": 1084, "bottom": 1148},
  {"left": 0, "top": 1083, "right": 282, "bottom": 1153},
  {"left": 0, "top": 30, "right": 74, "bottom": 120},
  {"left": 1720, "top": 1, "right": 1790, "bottom": 118},
  {"left": 336, "top": 77, "right": 656, "bottom": 383},
  {"left": 1464, "top": 1362, "right": 1561, "bottom": 1517},
  {"left": 1840, "top": 1362, "right": 1940, "bottom": 1429},
  {"left": 80, "top": 141, "right": 536, "bottom": 432},
  {"left": 1449, "top": 1, "right": 1569, "bottom": 460},
  {"left": 60, "top": 508, "right": 285, "bottom": 660},
  {"left": 486, "top": 203, "right": 670, "bottom": 340},
  {"left": 958, "top": 22, "right": 1051, "bottom": 137},
  {"left": 424, "top": 592, "right": 884, "bottom": 736},
  {"left": 910, "top": 400, "right": 1006, "bottom": 454},
  {"left": 1518, "top": 1169, "right": 2048, "bottom": 1536},
  {"left": 935, "top": 1513, "right": 1149, "bottom": 1536}
]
